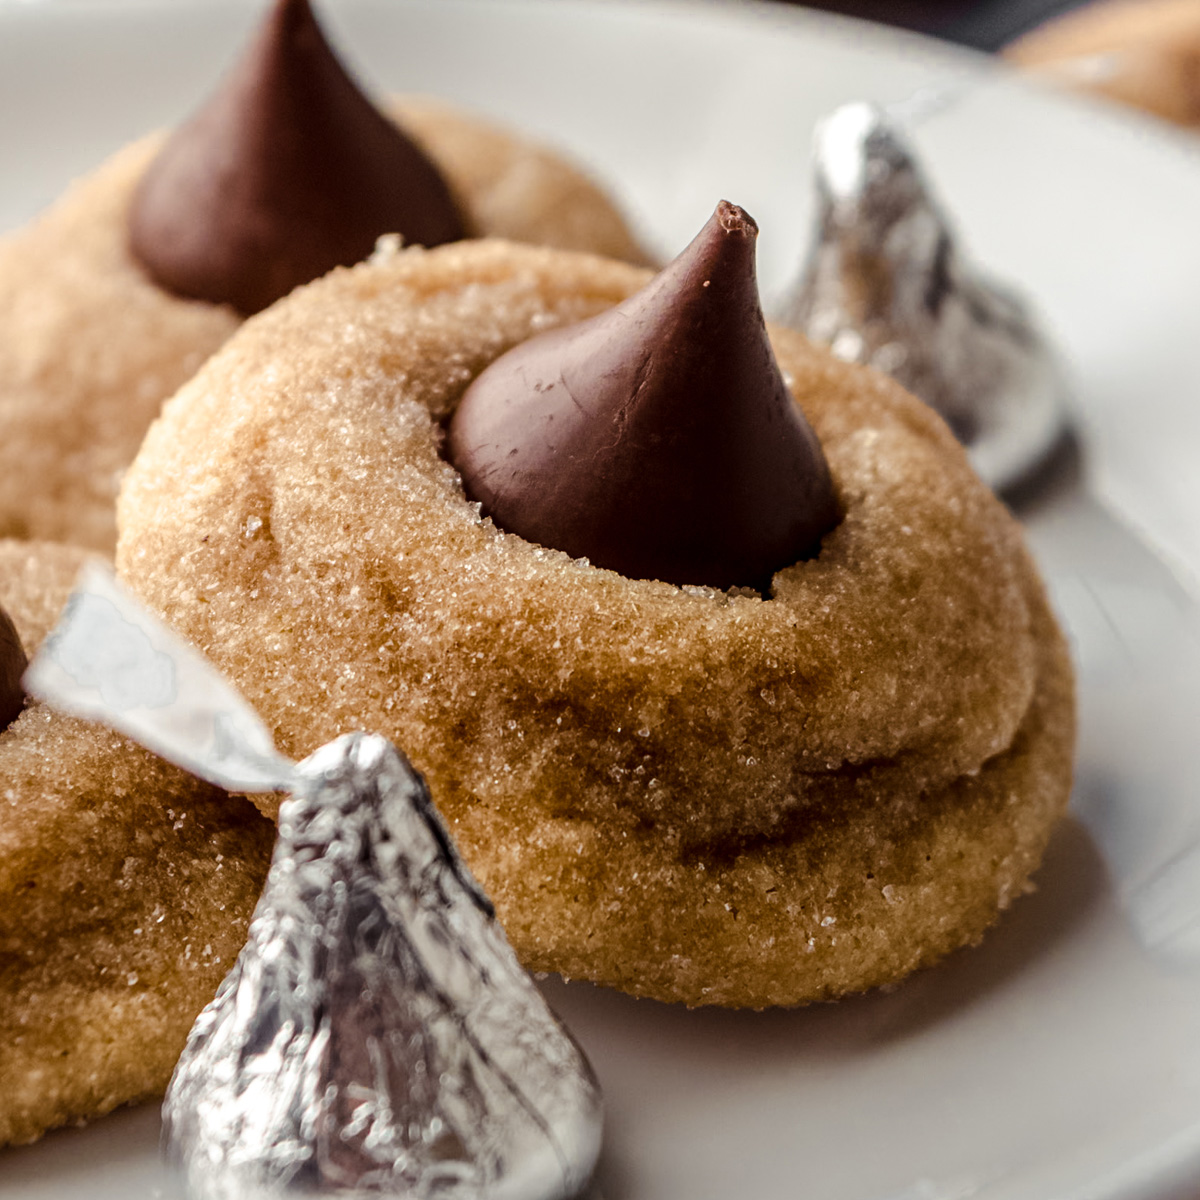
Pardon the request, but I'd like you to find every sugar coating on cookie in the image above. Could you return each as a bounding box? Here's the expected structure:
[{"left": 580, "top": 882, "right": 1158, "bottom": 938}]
[
  {"left": 117, "top": 239, "right": 1075, "bottom": 1008},
  {"left": 0, "top": 99, "right": 647, "bottom": 554},
  {"left": 0, "top": 540, "right": 274, "bottom": 1146}
]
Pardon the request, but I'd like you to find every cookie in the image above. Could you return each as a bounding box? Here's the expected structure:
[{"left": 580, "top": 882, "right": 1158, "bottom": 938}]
[
  {"left": 1007, "top": 0, "right": 1200, "bottom": 126},
  {"left": 0, "top": 540, "right": 274, "bottom": 1146},
  {"left": 0, "top": 0, "right": 646, "bottom": 553},
  {"left": 116, "top": 235, "right": 1075, "bottom": 1008}
]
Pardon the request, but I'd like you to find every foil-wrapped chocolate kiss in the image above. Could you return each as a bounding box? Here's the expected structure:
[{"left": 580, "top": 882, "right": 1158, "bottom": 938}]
[
  {"left": 778, "top": 102, "right": 1069, "bottom": 492},
  {"left": 24, "top": 565, "right": 602, "bottom": 1200}
]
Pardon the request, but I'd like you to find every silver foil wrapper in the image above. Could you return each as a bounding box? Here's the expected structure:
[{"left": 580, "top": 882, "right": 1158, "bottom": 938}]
[
  {"left": 164, "top": 733, "right": 602, "bottom": 1200},
  {"left": 24, "top": 567, "right": 603, "bottom": 1200},
  {"left": 24, "top": 561, "right": 295, "bottom": 793},
  {"left": 778, "top": 101, "right": 1069, "bottom": 492}
]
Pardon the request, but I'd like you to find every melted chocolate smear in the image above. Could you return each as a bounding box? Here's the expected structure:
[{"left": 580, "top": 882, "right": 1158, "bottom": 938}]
[
  {"left": 129, "top": 0, "right": 466, "bottom": 314},
  {"left": 0, "top": 606, "right": 26, "bottom": 731},
  {"left": 446, "top": 201, "right": 841, "bottom": 592}
]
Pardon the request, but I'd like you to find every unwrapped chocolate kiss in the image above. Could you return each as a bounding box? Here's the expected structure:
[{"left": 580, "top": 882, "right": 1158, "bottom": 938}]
[
  {"left": 0, "top": 605, "right": 25, "bottom": 731},
  {"left": 129, "top": 0, "right": 465, "bottom": 314},
  {"left": 447, "top": 200, "right": 841, "bottom": 591}
]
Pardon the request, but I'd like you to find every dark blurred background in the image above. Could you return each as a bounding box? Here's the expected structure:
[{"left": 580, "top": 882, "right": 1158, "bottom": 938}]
[{"left": 797, "top": 0, "right": 1088, "bottom": 50}]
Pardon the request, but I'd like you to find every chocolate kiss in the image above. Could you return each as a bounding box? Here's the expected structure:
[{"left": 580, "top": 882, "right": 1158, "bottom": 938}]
[
  {"left": 129, "top": 0, "right": 466, "bottom": 315},
  {"left": 0, "top": 605, "right": 26, "bottom": 731},
  {"left": 446, "top": 201, "right": 840, "bottom": 591}
]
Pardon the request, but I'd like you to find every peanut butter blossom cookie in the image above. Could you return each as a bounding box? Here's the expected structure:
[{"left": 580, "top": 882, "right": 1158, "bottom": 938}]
[
  {"left": 0, "top": 0, "right": 645, "bottom": 553},
  {"left": 1007, "top": 0, "right": 1200, "bottom": 128},
  {"left": 0, "top": 541, "right": 273, "bottom": 1146},
  {"left": 117, "top": 206, "right": 1075, "bottom": 1009}
]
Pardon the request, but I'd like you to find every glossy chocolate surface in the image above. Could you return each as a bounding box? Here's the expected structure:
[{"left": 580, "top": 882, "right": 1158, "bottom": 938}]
[
  {"left": 0, "top": 606, "right": 25, "bottom": 731},
  {"left": 447, "top": 201, "right": 840, "bottom": 591},
  {"left": 129, "top": 0, "right": 465, "bottom": 314}
]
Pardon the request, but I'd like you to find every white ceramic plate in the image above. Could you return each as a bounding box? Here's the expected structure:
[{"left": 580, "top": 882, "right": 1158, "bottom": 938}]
[{"left": 5, "top": 2, "right": 1200, "bottom": 1199}]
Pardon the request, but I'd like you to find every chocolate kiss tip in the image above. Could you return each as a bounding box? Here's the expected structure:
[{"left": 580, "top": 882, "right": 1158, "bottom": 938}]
[
  {"left": 0, "top": 606, "right": 26, "bottom": 732},
  {"left": 446, "top": 201, "right": 841, "bottom": 592},
  {"left": 129, "top": 0, "right": 466, "bottom": 315},
  {"left": 716, "top": 198, "right": 757, "bottom": 235}
]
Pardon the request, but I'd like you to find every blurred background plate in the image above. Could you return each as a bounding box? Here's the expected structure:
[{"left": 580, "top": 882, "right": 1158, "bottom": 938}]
[{"left": 4, "top": 3, "right": 1200, "bottom": 1200}]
